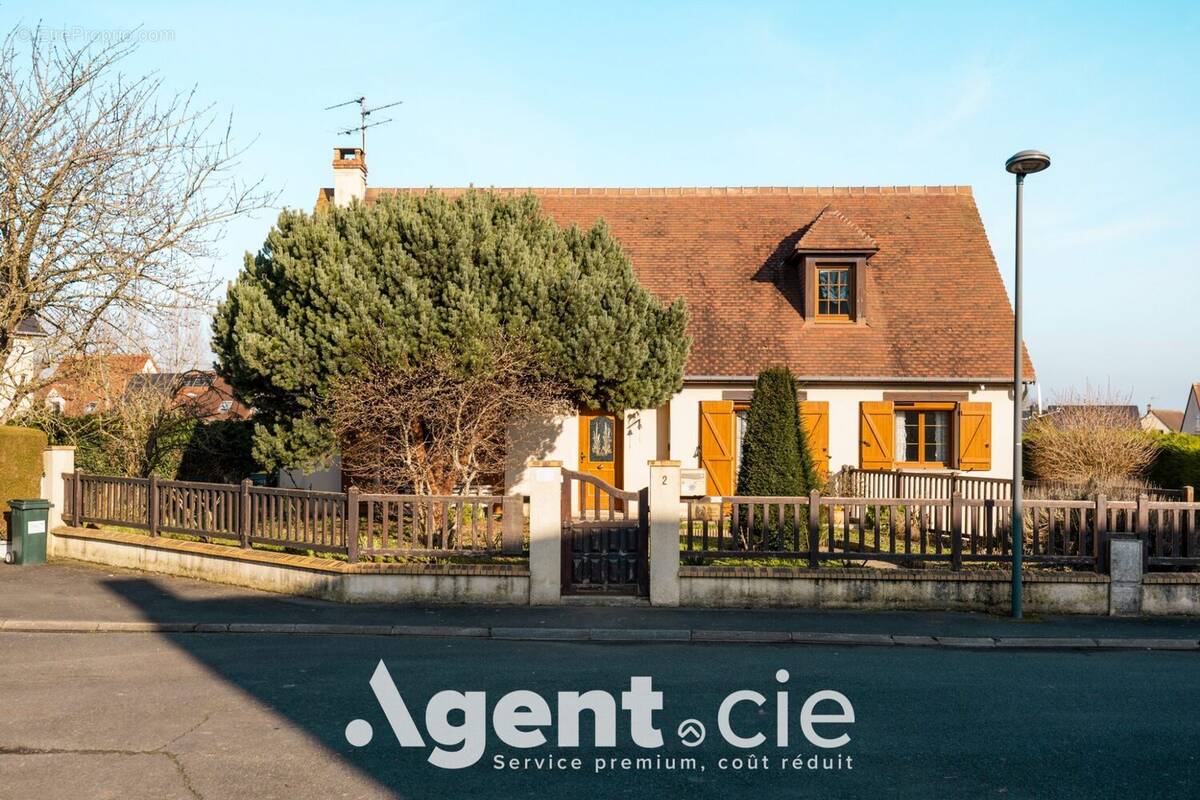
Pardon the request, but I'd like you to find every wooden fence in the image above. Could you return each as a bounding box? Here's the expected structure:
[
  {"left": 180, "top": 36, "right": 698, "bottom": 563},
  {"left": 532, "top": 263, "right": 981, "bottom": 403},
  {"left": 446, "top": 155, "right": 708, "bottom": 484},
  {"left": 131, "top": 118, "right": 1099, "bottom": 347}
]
[
  {"left": 842, "top": 467, "right": 1189, "bottom": 503},
  {"left": 683, "top": 491, "right": 1200, "bottom": 572},
  {"left": 62, "top": 473, "right": 523, "bottom": 561}
]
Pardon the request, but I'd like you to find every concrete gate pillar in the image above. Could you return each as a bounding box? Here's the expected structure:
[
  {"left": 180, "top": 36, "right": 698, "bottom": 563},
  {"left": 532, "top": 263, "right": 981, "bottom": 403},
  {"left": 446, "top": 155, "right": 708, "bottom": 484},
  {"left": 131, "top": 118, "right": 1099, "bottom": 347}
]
[
  {"left": 41, "top": 446, "right": 75, "bottom": 531},
  {"left": 648, "top": 460, "right": 682, "bottom": 607},
  {"left": 527, "top": 460, "right": 563, "bottom": 605}
]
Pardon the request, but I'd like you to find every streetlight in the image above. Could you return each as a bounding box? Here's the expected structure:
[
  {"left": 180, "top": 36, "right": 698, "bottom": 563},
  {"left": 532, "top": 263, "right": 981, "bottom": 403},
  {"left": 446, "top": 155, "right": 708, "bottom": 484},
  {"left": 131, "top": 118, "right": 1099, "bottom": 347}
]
[{"left": 1005, "top": 149, "right": 1050, "bottom": 620}]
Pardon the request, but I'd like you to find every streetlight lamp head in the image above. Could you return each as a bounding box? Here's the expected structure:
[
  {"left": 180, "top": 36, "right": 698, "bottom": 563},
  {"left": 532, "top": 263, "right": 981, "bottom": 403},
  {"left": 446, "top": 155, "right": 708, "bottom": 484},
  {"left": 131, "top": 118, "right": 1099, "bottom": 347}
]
[{"left": 1006, "top": 150, "right": 1051, "bottom": 175}]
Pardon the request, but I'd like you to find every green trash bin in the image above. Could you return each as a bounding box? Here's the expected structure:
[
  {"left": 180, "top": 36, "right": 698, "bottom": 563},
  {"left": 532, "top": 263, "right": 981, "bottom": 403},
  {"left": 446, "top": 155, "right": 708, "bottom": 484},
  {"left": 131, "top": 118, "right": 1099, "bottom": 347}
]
[{"left": 7, "top": 499, "right": 51, "bottom": 566}]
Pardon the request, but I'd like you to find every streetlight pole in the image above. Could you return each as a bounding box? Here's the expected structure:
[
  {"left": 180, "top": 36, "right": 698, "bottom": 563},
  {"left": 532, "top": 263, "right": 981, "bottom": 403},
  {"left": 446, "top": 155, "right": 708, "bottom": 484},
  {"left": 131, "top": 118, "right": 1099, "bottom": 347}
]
[
  {"left": 1012, "top": 172, "right": 1025, "bottom": 620},
  {"left": 1004, "top": 150, "right": 1050, "bottom": 621}
]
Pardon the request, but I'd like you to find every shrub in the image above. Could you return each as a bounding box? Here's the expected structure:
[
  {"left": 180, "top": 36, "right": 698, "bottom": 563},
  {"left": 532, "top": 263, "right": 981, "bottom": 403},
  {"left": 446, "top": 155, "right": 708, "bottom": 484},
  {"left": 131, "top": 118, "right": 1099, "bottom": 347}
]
[
  {"left": 1146, "top": 433, "right": 1200, "bottom": 491},
  {"left": 176, "top": 419, "right": 260, "bottom": 483},
  {"left": 736, "top": 367, "right": 815, "bottom": 496},
  {"left": 1024, "top": 395, "right": 1159, "bottom": 483},
  {"left": 0, "top": 426, "right": 48, "bottom": 538}
]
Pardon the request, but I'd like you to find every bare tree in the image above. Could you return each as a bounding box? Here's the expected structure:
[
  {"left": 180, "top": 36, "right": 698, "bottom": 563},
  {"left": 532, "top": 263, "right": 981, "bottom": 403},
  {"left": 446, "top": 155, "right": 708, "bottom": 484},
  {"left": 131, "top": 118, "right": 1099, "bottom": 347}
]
[
  {"left": 17, "top": 353, "right": 197, "bottom": 477},
  {"left": 328, "top": 337, "right": 568, "bottom": 495},
  {"left": 0, "top": 24, "right": 274, "bottom": 421},
  {"left": 1026, "top": 387, "right": 1160, "bottom": 485}
]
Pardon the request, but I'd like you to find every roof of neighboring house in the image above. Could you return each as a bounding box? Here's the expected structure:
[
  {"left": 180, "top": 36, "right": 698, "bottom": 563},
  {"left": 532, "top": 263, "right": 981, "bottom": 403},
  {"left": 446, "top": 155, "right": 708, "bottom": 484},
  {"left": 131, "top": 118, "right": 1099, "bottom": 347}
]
[
  {"left": 126, "top": 370, "right": 252, "bottom": 421},
  {"left": 41, "top": 353, "right": 157, "bottom": 415},
  {"left": 15, "top": 315, "right": 47, "bottom": 337},
  {"left": 316, "top": 184, "right": 1034, "bottom": 382},
  {"left": 1045, "top": 404, "right": 1141, "bottom": 426},
  {"left": 1144, "top": 408, "right": 1184, "bottom": 432}
]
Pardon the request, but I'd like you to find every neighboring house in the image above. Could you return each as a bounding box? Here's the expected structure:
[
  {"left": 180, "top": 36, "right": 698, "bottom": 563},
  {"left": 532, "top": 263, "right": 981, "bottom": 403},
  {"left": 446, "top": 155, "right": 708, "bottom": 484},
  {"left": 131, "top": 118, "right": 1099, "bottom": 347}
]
[
  {"left": 318, "top": 147, "right": 1031, "bottom": 496},
  {"left": 1042, "top": 404, "right": 1141, "bottom": 427},
  {"left": 0, "top": 315, "right": 51, "bottom": 417},
  {"left": 41, "top": 353, "right": 158, "bottom": 415},
  {"left": 125, "top": 370, "right": 253, "bottom": 421},
  {"left": 1140, "top": 405, "right": 1184, "bottom": 434},
  {"left": 1184, "top": 384, "right": 1200, "bottom": 435}
]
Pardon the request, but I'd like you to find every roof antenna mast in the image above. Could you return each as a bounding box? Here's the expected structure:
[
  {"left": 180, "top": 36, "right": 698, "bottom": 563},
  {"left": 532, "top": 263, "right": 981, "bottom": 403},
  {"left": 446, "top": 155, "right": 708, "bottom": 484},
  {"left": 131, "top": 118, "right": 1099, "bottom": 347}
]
[{"left": 324, "top": 96, "right": 403, "bottom": 152}]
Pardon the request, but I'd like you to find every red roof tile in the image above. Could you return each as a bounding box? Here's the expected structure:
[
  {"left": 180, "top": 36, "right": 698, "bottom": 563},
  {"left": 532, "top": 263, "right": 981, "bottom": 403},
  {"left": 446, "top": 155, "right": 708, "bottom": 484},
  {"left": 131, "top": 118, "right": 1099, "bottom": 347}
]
[
  {"left": 795, "top": 205, "right": 878, "bottom": 252},
  {"left": 319, "top": 185, "right": 1033, "bottom": 381}
]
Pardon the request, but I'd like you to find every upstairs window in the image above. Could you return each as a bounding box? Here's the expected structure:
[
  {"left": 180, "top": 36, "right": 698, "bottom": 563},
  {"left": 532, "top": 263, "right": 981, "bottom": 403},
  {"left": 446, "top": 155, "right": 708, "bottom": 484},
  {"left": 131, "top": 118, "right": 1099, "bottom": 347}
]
[{"left": 816, "top": 266, "right": 853, "bottom": 319}]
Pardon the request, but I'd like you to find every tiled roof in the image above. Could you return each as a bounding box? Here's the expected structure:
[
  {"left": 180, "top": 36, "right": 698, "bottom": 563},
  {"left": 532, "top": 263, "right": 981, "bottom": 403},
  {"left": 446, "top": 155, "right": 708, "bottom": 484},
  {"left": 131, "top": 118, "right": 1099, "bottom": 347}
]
[
  {"left": 1146, "top": 408, "right": 1184, "bottom": 432},
  {"left": 15, "top": 315, "right": 46, "bottom": 336},
  {"left": 318, "top": 185, "right": 1033, "bottom": 381},
  {"left": 41, "top": 354, "right": 156, "bottom": 415},
  {"left": 127, "top": 371, "right": 253, "bottom": 420},
  {"left": 794, "top": 205, "right": 878, "bottom": 251}
]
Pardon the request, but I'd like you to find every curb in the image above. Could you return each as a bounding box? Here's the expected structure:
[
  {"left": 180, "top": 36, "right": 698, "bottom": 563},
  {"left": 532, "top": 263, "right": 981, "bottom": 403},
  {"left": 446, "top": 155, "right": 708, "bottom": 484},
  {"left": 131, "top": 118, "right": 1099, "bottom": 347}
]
[{"left": 1, "top": 619, "right": 1198, "bottom": 651}]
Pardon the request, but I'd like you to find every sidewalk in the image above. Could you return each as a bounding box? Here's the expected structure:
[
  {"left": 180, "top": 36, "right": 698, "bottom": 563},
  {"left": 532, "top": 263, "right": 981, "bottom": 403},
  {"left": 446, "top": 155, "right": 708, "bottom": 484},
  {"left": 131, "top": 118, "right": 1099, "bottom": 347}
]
[{"left": 3, "top": 560, "right": 1199, "bottom": 649}]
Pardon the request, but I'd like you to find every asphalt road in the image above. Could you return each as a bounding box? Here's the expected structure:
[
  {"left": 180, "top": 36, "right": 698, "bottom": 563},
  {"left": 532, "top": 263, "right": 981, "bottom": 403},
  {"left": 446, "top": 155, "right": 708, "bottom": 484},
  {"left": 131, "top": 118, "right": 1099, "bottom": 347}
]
[{"left": 1, "top": 630, "right": 1197, "bottom": 800}]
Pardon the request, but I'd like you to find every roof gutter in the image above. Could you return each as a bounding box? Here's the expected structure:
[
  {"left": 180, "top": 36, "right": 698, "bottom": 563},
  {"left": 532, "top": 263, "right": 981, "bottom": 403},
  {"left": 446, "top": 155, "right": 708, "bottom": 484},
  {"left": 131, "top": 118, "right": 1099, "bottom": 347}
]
[{"left": 684, "top": 375, "right": 1034, "bottom": 386}]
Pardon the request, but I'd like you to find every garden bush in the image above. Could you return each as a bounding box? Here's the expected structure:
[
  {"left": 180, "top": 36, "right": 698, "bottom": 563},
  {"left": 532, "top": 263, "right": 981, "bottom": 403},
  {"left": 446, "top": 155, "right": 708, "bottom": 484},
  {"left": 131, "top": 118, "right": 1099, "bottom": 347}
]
[
  {"left": 0, "top": 425, "right": 48, "bottom": 538},
  {"left": 1145, "top": 433, "right": 1200, "bottom": 491}
]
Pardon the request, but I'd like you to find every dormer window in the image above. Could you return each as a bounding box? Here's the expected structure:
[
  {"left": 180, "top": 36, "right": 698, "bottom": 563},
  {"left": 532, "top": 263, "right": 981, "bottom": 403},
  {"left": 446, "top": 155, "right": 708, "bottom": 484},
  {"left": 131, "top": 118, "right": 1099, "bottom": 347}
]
[
  {"left": 816, "top": 264, "right": 853, "bottom": 320},
  {"left": 793, "top": 206, "right": 878, "bottom": 325}
]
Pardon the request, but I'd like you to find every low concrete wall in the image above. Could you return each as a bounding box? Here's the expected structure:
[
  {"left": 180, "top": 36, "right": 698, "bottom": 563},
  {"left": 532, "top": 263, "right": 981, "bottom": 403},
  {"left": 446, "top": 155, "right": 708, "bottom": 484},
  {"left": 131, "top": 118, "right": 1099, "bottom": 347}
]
[
  {"left": 680, "top": 566, "right": 1110, "bottom": 615},
  {"left": 1142, "top": 574, "right": 1200, "bottom": 616},
  {"left": 50, "top": 527, "right": 530, "bottom": 605}
]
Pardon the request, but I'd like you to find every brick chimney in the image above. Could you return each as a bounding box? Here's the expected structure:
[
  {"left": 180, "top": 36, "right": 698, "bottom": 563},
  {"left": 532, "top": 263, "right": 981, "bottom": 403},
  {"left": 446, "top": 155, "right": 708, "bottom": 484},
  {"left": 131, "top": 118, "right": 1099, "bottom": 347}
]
[{"left": 332, "top": 147, "right": 367, "bottom": 206}]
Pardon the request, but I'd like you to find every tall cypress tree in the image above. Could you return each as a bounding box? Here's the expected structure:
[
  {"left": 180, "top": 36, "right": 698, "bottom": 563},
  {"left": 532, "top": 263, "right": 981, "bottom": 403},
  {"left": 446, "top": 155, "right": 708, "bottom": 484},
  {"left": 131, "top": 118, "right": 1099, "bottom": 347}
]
[
  {"left": 736, "top": 367, "right": 816, "bottom": 496},
  {"left": 212, "top": 190, "right": 690, "bottom": 471}
]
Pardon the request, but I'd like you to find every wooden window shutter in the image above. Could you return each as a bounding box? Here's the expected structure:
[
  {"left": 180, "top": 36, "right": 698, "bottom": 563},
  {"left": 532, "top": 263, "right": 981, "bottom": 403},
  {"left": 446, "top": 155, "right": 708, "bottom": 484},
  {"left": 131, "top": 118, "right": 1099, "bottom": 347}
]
[
  {"left": 699, "top": 400, "right": 735, "bottom": 497},
  {"left": 957, "top": 402, "right": 992, "bottom": 471},
  {"left": 799, "top": 400, "right": 830, "bottom": 478},
  {"left": 859, "top": 401, "right": 895, "bottom": 469}
]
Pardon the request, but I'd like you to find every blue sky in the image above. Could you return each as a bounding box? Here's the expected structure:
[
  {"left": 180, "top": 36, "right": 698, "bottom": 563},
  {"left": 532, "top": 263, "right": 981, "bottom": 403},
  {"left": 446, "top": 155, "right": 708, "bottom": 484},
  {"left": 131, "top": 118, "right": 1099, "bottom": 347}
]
[{"left": 9, "top": 1, "right": 1199, "bottom": 411}]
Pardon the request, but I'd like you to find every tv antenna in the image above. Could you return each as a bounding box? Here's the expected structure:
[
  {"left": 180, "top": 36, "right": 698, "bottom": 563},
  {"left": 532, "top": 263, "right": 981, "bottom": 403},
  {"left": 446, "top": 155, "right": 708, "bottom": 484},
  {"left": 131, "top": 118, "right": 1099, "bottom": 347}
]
[{"left": 325, "top": 96, "right": 403, "bottom": 152}]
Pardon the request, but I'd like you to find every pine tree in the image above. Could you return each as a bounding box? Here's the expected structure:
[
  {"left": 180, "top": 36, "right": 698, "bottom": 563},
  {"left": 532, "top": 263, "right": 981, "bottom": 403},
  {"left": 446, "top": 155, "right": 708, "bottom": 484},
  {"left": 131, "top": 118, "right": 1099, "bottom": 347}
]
[
  {"left": 212, "top": 191, "right": 690, "bottom": 471},
  {"left": 736, "top": 367, "right": 816, "bottom": 497}
]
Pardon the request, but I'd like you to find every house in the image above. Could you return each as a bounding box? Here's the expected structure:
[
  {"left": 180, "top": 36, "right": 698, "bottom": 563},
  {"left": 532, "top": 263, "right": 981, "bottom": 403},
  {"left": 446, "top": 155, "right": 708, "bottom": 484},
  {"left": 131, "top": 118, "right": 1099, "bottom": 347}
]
[
  {"left": 317, "top": 147, "right": 1030, "bottom": 496},
  {"left": 1042, "top": 404, "right": 1141, "bottom": 428},
  {"left": 41, "top": 353, "right": 158, "bottom": 415},
  {"left": 1141, "top": 405, "right": 1184, "bottom": 434},
  {"left": 0, "top": 315, "right": 51, "bottom": 417},
  {"left": 125, "top": 370, "right": 253, "bottom": 421},
  {"left": 1184, "top": 384, "right": 1200, "bottom": 435}
]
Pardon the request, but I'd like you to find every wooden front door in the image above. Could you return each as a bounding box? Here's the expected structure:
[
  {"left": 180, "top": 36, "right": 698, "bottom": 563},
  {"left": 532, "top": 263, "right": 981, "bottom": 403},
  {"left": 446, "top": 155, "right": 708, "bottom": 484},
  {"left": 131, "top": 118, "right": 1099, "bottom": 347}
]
[{"left": 578, "top": 410, "right": 622, "bottom": 509}]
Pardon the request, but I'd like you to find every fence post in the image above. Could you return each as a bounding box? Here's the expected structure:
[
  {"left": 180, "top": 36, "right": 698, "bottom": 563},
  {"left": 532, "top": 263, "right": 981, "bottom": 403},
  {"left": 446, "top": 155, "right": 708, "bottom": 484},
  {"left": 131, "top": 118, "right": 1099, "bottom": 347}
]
[
  {"left": 73, "top": 470, "right": 85, "bottom": 527},
  {"left": 808, "top": 489, "right": 821, "bottom": 568},
  {"left": 148, "top": 475, "right": 159, "bottom": 537},
  {"left": 951, "top": 492, "right": 963, "bottom": 570},
  {"left": 239, "top": 479, "right": 252, "bottom": 549},
  {"left": 345, "top": 485, "right": 359, "bottom": 563},
  {"left": 501, "top": 495, "right": 523, "bottom": 555},
  {"left": 1185, "top": 487, "right": 1195, "bottom": 555},
  {"left": 1095, "top": 494, "right": 1108, "bottom": 573},
  {"left": 648, "top": 460, "right": 681, "bottom": 607},
  {"left": 1136, "top": 492, "right": 1151, "bottom": 572},
  {"left": 527, "top": 460, "right": 563, "bottom": 605}
]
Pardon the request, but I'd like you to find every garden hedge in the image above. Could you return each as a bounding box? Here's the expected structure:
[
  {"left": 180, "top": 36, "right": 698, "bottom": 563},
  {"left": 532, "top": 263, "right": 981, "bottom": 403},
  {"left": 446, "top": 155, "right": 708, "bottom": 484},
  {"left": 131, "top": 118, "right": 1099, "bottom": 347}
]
[
  {"left": 0, "top": 425, "right": 48, "bottom": 538},
  {"left": 1146, "top": 433, "right": 1200, "bottom": 491}
]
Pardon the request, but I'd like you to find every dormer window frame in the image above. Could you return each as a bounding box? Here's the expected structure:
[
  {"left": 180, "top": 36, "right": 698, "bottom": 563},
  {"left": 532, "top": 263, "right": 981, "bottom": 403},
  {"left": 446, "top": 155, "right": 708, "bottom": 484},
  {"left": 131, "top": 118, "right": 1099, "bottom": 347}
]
[{"left": 799, "top": 253, "right": 870, "bottom": 325}]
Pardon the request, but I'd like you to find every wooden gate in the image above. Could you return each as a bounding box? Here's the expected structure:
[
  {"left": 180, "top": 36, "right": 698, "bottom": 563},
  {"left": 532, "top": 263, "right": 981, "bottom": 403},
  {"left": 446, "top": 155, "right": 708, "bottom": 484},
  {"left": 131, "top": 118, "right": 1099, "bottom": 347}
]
[{"left": 561, "top": 468, "right": 649, "bottom": 595}]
